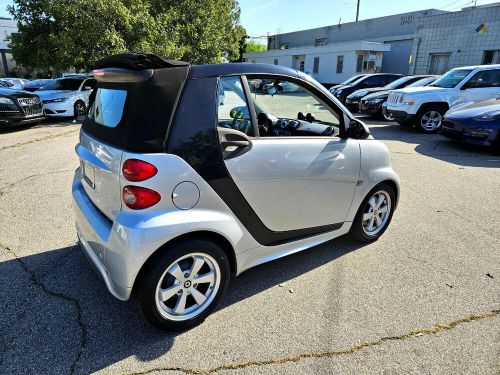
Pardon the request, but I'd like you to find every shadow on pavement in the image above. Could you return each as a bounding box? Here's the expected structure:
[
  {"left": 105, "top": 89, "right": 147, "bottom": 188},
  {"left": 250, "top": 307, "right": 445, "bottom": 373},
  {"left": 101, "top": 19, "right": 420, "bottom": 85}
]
[
  {"left": 0, "top": 235, "right": 364, "bottom": 374},
  {"left": 0, "top": 117, "right": 80, "bottom": 134},
  {"left": 368, "top": 123, "right": 500, "bottom": 168}
]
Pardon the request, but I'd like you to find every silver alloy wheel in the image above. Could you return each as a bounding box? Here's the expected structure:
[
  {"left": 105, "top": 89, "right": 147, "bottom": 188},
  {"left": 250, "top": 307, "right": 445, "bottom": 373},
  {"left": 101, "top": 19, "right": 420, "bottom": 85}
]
[
  {"left": 362, "top": 190, "right": 392, "bottom": 236},
  {"left": 420, "top": 110, "right": 442, "bottom": 131},
  {"left": 383, "top": 111, "right": 395, "bottom": 121},
  {"left": 155, "top": 253, "right": 221, "bottom": 321}
]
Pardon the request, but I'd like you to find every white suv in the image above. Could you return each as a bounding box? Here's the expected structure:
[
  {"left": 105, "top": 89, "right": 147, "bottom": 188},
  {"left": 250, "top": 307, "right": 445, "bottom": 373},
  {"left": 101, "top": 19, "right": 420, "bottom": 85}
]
[{"left": 385, "top": 65, "right": 500, "bottom": 133}]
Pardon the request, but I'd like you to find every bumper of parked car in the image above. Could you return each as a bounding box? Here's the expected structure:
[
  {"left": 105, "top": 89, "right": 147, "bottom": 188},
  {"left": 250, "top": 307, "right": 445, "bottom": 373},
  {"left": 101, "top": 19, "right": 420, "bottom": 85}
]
[
  {"left": 344, "top": 98, "right": 360, "bottom": 112},
  {"left": 385, "top": 108, "right": 415, "bottom": 123},
  {"left": 441, "top": 120, "right": 499, "bottom": 147},
  {"left": 359, "top": 100, "right": 383, "bottom": 116},
  {"left": 43, "top": 101, "right": 73, "bottom": 117},
  {"left": 0, "top": 112, "right": 45, "bottom": 126}
]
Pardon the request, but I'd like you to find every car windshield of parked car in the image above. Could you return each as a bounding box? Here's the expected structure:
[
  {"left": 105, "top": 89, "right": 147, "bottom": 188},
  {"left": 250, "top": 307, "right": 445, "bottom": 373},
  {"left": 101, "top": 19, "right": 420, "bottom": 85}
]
[
  {"left": 39, "top": 78, "right": 83, "bottom": 91},
  {"left": 342, "top": 75, "right": 362, "bottom": 85},
  {"left": 24, "top": 79, "right": 50, "bottom": 88},
  {"left": 384, "top": 77, "right": 414, "bottom": 90},
  {"left": 407, "top": 77, "right": 436, "bottom": 87},
  {"left": 429, "top": 69, "right": 473, "bottom": 88}
]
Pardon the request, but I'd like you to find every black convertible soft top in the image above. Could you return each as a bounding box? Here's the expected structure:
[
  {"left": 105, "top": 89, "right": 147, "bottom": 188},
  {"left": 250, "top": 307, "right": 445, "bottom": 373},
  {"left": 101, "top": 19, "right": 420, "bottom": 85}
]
[{"left": 82, "top": 53, "right": 190, "bottom": 152}]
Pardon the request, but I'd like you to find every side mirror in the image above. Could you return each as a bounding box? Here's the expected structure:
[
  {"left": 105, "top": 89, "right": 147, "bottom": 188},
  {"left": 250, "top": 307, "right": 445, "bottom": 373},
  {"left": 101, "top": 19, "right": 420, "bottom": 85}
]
[
  {"left": 347, "top": 119, "right": 370, "bottom": 139},
  {"left": 229, "top": 106, "right": 248, "bottom": 119}
]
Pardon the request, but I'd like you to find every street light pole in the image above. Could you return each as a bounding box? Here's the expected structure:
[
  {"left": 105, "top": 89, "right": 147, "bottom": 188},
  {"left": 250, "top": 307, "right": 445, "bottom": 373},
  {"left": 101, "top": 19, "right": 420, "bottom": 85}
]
[{"left": 356, "top": 0, "right": 360, "bottom": 21}]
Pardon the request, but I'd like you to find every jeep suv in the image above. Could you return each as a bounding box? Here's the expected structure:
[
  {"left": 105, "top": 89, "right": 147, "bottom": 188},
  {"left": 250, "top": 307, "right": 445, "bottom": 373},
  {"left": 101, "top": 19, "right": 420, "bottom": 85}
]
[
  {"left": 385, "top": 65, "right": 500, "bottom": 133},
  {"left": 73, "top": 53, "right": 399, "bottom": 330}
]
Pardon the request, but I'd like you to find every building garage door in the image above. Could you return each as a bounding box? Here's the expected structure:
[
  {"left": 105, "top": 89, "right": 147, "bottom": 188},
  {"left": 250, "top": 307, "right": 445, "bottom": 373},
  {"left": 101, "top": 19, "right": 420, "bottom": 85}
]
[
  {"left": 382, "top": 39, "right": 413, "bottom": 74},
  {"left": 429, "top": 53, "right": 451, "bottom": 75}
]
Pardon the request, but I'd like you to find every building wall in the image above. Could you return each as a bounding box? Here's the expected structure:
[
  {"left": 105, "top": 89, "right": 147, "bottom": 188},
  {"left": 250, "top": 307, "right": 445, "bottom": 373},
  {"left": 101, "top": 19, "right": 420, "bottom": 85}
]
[
  {"left": 0, "top": 18, "right": 18, "bottom": 76},
  {"left": 411, "top": 4, "right": 500, "bottom": 74}
]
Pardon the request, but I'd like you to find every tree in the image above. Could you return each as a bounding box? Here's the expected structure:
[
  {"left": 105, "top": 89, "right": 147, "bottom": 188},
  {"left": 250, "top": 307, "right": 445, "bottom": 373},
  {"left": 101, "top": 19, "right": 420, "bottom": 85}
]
[
  {"left": 245, "top": 40, "right": 266, "bottom": 53},
  {"left": 8, "top": 0, "right": 246, "bottom": 71}
]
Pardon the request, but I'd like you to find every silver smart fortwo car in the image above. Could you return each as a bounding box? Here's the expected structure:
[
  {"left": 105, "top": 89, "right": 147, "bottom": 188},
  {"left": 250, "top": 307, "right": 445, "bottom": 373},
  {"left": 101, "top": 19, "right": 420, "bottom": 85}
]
[{"left": 73, "top": 53, "right": 400, "bottom": 330}]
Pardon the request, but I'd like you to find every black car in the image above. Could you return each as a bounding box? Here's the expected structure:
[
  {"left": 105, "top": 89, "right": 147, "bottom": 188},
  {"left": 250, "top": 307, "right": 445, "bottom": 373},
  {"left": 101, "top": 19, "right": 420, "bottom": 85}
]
[
  {"left": 328, "top": 74, "right": 367, "bottom": 93},
  {"left": 358, "top": 76, "right": 437, "bottom": 120},
  {"left": 0, "top": 87, "right": 44, "bottom": 126},
  {"left": 22, "top": 79, "right": 52, "bottom": 92},
  {"left": 442, "top": 99, "right": 500, "bottom": 148},
  {"left": 334, "top": 73, "right": 402, "bottom": 109}
]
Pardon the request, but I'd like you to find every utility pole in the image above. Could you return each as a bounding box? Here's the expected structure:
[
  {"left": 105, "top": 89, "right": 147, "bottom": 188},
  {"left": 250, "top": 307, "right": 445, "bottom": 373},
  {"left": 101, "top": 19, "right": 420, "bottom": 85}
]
[{"left": 356, "top": 0, "right": 360, "bottom": 21}]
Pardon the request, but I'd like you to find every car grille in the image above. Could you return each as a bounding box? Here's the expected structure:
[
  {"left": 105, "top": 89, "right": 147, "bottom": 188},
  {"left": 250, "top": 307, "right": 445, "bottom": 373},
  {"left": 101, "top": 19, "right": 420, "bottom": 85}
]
[
  {"left": 17, "top": 97, "right": 43, "bottom": 116},
  {"left": 387, "top": 92, "right": 404, "bottom": 105}
]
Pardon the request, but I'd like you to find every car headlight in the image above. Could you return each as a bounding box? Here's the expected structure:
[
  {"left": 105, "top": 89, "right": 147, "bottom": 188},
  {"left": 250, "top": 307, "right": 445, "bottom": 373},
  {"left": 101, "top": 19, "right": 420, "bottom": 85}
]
[
  {"left": 0, "top": 97, "right": 14, "bottom": 105},
  {"left": 474, "top": 110, "right": 500, "bottom": 121},
  {"left": 336, "top": 89, "right": 343, "bottom": 95},
  {"left": 368, "top": 98, "right": 384, "bottom": 104},
  {"left": 44, "top": 97, "right": 69, "bottom": 104}
]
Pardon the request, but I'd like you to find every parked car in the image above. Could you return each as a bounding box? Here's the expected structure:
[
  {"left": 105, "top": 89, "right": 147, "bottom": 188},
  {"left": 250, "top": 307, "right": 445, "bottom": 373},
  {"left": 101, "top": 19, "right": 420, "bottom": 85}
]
[
  {"left": 36, "top": 76, "right": 96, "bottom": 117},
  {"left": 263, "top": 80, "right": 301, "bottom": 93},
  {"left": 1, "top": 78, "right": 30, "bottom": 90},
  {"left": 0, "top": 87, "right": 44, "bottom": 127},
  {"left": 329, "top": 74, "right": 367, "bottom": 93},
  {"left": 333, "top": 73, "right": 402, "bottom": 109},
  {"left": 360, "top": 76, "right": 438, "bottom": 120},
  {"left": 347, "top": 75, "right": 434, "bottom": 115},
  {"left": 22, "top": 79, "right": 52, "bottom": 92},
  {"left": 441, "top": 99, "right": 499, "bottom": 148},
  {"left": 385, "top": 65, "right": 500, "bottom": 133},
  {"left": 73, "top": 53, "right": 400, "bottom": 330}
]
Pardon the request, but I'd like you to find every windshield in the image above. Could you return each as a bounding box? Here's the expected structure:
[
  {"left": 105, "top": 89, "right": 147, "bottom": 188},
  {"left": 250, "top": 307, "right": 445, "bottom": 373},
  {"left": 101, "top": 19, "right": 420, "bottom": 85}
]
[
  {"left": 384, "top": 77, "right": 414, "bottom": 90},
  {"left": 39, "top": 78, "right": 83, "bottom": 91},
  {"left": 429, "top": 70, "right": 472, "bottom": 88},
  {"left": 24, "top": 79, "right": 51, "bottom": 88},
  {"left": 407, "top": 77, "right": 436, "bottom": 87},
  {"left": 342, "top": 75, "right": 363, "bottom": 85}
]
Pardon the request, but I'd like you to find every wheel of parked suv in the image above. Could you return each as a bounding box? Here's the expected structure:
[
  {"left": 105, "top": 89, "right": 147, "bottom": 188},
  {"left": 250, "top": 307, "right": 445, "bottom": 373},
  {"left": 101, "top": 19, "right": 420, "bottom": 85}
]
[
  {"left": 74, "top": 100, "right": 87, "bottom": 118},
  {"left": 349, "top": 183, "right": 396, "bottom": 242},
  {"left": 415, "top": 105, "right": 445, "bottom": 133},
  {"left": 138, "top": 238, "right": 230, "bottom": 330},
  {"left": 381, "top": 109, "right": 395, "bottom": 121}
]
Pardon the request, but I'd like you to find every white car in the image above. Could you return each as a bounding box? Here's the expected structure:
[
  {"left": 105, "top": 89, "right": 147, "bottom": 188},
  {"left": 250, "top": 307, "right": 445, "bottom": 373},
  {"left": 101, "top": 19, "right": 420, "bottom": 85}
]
[
  {"left": 385, "top": 64, "right": 500, "bottom": 133},
  {"left": 36, "top": 76, "right": 96, "bottom": 118},
  {"left": 1, "top": 78, "right": 30, "bottom": 90}
]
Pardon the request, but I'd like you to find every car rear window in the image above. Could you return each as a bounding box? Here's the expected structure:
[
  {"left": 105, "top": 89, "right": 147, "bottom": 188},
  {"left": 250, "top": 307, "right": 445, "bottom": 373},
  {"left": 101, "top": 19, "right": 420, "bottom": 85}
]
[{"left": 89, "top": 88, "right": 127, "bottom": 128}]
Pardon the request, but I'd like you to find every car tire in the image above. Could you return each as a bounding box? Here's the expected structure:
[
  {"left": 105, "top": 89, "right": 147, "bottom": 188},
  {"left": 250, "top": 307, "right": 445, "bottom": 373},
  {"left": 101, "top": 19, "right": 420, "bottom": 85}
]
[
  {"left": 349, "top": 183, "right": 396, "bottom": 243},
  {"left": 380, "top": 108, "right": 395, "bottom": 121},
  {"left": 74, "top": 100, "right": 87, "bottom": 118},
  {"left": 138, "top": 238, "right": 231, "bottom": 331},
  {"left": 415, "top": 105, "right": 445, "bottom": 133}
]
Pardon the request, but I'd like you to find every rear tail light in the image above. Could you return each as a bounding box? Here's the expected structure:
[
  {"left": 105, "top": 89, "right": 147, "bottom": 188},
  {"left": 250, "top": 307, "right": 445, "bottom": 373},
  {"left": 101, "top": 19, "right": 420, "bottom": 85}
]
[
  {"left": 122, "top": 186, "right": 161, "bottom": 209},
  {"left": 122, "top": 159, "right": 157, "bottom": 182}
]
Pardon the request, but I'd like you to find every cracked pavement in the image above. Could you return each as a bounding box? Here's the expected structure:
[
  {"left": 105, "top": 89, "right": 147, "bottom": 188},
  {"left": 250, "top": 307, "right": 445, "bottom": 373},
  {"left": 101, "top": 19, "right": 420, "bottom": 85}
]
[{"left": 0, "top": 119, "right": 498, "bottom": 374}]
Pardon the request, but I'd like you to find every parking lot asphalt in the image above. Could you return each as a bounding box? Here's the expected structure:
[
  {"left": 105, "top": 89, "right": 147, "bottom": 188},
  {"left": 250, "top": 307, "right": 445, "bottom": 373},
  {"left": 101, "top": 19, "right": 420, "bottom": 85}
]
[{"left": 0, "top": 118, "right": 498, "bottom": 375}]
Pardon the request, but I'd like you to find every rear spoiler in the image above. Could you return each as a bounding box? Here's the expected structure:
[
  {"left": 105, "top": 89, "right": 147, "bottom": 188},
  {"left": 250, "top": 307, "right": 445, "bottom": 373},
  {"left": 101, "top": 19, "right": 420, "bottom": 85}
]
[{"left": 92, "top": 53, "right": 190, "bottom": 83}]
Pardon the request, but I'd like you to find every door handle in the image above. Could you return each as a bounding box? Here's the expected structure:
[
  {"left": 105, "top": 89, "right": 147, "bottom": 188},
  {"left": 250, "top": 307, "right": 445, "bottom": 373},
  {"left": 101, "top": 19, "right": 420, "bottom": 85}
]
[{"left": 221, "top": 139, "right": 250, "bottom": 149}]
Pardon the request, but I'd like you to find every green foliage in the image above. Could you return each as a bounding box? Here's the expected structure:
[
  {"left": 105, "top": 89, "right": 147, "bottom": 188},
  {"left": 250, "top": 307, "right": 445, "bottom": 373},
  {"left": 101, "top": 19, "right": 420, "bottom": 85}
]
[
  {"left": 8, "top": 0, "right": 246, "bottom": 71},
  {"left": 245, "top": 40, "right": 266, "bottom": 53}
]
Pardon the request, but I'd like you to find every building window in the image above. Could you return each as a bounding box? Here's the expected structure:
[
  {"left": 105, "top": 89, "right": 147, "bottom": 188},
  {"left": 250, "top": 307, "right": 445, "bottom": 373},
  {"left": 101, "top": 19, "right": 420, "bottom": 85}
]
[
  {"left": 336, "top": 55, "right": 344, "bottom": 74},
  {"left": 280, "top": 43, "right": 288, "bottom": 50},
  {"left": 274, "top": 59, "right": 278, "bottom": 65},
  {"left": 315, "top": 38, "right": 328, "bottom": 47},
  {"left": 483, "top": 50, "right": 500, "bottom": 64},
  {"left": 299, "top": 60, "right": 305, "bottom": 72},
  {"left": 356, "top": 55, "right": 363, "bottom": 73},
  {"left": 313, "top": 57, "right": 320, "bottom": 73},
  {"left": 428, "top": 53, "right": 451, "bottom": 75}
]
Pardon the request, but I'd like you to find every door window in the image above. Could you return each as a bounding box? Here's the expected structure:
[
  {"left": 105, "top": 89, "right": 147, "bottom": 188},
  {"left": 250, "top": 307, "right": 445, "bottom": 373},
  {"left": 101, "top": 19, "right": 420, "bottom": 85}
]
[
  {"left": 247, "top": 78, "right": 341, "bottom": 137},
  {"left": 464, "top": 70, "right": 500, "bottom": 88},
  {"left": 216, "top": 76, "right": 254, "bottom": 136}
]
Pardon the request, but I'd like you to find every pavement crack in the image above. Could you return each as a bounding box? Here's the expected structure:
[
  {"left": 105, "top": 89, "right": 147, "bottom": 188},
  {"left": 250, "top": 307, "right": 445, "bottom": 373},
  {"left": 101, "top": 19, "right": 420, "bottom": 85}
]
[
  {"left": 0, "top": 242, "right": 86, "bottom": 375},
  {"left": 0, "top": 169, "right": 74, "bottom": 197},
  {"left": 124, "top": 309, "right": 499, "bottom": 375},
  {"left": 0, "top": 128, "right": 79, "bottom": 151}
]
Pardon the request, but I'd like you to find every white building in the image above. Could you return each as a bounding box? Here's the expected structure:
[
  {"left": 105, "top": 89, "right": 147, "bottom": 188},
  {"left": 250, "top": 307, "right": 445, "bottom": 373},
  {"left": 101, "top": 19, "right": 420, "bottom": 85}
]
[
  {"left": 0, "top": 18, "right": 18, "bottom": 76},
  {"left": 244, "top": 41, "right": 390, "bottom": 84}
]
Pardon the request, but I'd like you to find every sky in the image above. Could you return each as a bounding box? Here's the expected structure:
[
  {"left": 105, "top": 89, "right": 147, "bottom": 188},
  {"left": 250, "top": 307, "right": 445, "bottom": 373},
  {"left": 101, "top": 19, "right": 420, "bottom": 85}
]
[{"left": 0, "top": 0, "right": 498, "bottom": 38}]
